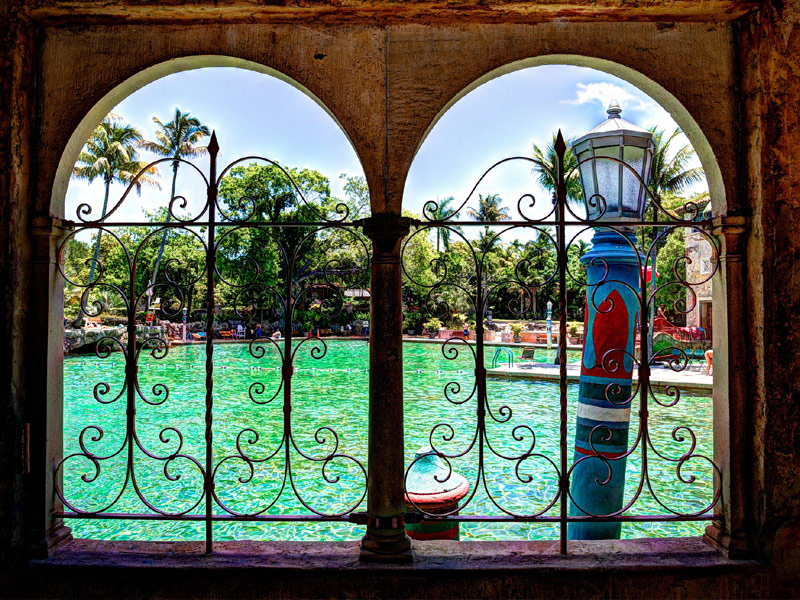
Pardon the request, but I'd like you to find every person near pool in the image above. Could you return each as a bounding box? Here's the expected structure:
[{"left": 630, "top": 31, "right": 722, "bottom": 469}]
[
  {"left": 256, "top": 323, "right": 262, "bottom": 338},
  {"left": 363, "top": 319, "right": 369, "bottom": 341},
  {"left": 704, "top": 349, "right": 713, "bottom": 375}
]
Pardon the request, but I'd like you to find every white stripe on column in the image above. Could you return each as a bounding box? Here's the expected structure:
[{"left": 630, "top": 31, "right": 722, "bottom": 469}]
[{"left": 577, "top": 403, "right": 631, "bottom": 423}]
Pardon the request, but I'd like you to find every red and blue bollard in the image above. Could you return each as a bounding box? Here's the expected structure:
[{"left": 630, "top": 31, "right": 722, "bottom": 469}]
[{"left": 404, "top": 447, "right": 469, "bottom": 541}]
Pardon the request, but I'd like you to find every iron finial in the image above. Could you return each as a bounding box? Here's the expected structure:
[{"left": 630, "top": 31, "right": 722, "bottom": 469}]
[
  {"left": 607, "top": 100, "right": 622, "bottom": 118},
  {"left": 555, "top": 130, "right": 567, "bottom": 155},
  {"left": 208, "top": 130, "right": 220, "bottom": 155}
]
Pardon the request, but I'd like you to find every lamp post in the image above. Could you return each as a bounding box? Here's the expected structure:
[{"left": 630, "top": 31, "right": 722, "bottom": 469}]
[
  {"left": 182, "top": 306, "right": 187, "bottom": 343},
  {"left": 546, "top": 300, "right": 553, "bottom": 349},
  {"left": 568, "top": 101, "right": 655, "bottom": 540}
]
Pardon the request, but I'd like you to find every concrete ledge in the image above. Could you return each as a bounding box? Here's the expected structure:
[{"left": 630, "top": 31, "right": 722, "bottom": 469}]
[
  {"left": 488, "top": 364, "right": 713, "bottom": 394},
  {"left": 8, "top": 537, "right": 777, "bottom": 598}
]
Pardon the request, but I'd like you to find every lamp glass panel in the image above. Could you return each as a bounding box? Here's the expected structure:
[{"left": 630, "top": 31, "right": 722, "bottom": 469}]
[
  {"left": 592, "top": 145, "right": 620, "bottom": 219},
  {"left": 577, "top": 148, "right": 598, "bottom": 219},
  {"left": 621, "top": 145, "right": 646, "bottom": 219}
]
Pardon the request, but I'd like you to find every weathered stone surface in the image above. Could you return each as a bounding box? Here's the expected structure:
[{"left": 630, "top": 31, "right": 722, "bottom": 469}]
[
  {"left": 63, "top": 326, "right": 167, "bottom": 353},
  {"left": 4, "top": 538, "right": 786, "bottom": 598},
  {"left": 0, "top": 0, "right": 800, "bottom": 596}
]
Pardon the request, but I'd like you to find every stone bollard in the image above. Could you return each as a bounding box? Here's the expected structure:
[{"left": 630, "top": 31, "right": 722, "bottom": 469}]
[{"left": 404, "top": 447, "right": 469, "bottom": 541}]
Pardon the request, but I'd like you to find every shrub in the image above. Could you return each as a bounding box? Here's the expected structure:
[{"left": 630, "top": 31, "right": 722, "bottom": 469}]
[{"left": 424, "top": 317, "right": 443, "bottom": 331}]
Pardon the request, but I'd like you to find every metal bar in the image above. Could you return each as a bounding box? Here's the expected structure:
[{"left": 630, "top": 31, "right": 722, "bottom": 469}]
[
  {"left": 55, "top": 511, "right": 716, "bottom": 523},
  {"left": 204, "top": 132, "right": 219, "bottom": 554},
  {"left": 283, "top": 226, "right": 294, "bottom": 513},
  {"left": 55, "top": 512, "right": 354, "bottom": 522},
  {"left": 476, "top": 258, "right": 486, "bottom": 514},
  {"left": 555, "top": 132, "right": 568, "bottom": 555},
  {"left": 125, "top": 215, "right": 138, "bottom": 524},
  {"left": 71, "top": 218, "right": 714, "bottom": 229},
  {"left": 639, "top": 228, "right": 650, "bottom": 505}
]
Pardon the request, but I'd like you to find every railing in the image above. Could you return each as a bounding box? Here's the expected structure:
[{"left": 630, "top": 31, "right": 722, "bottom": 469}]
[
  {"left": 400, "top": 133, "right": 721, "bottom": 553},
  {"left": 56, "top": 133, "right": 370, "bottom": 552},
  {"left": 56, "top": 129, "right": 723, "bottom": 555},
  {"left": 491, "top": 347, "right": 515, "bottom": 369}
]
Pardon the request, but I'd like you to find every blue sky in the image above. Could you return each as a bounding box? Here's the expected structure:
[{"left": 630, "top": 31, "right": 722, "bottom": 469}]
[{"left": 65, "top": 64, "right": 705, "bottom": 233}]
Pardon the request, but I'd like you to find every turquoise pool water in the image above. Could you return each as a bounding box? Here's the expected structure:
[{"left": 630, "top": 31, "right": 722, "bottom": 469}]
[{"left": 63, "top": 340, "right": 714, "bottom": 541}]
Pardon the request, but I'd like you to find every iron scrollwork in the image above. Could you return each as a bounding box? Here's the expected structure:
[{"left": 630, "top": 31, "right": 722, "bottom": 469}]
[
  {"left": 401, "top": 135, "right": 721, "bottom": 547},
  {"left": 56, "top": 133, "right": 369, "bottom": 550}
]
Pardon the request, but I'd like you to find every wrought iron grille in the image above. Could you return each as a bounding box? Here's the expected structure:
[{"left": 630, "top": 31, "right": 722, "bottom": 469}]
[
  {"left": 401, "top": 132, "right": 721, "bottom": 553},
  {"left": 56, "top": 134, "right": 370, "bottom": 552}
]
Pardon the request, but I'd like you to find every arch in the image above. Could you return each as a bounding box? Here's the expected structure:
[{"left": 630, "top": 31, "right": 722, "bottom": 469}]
[
  {"left": 413, "top": 54, "right": 726, "bottom": 213},
  {"left": 50, "top": 55, "right": 367, "bottom": 217}
]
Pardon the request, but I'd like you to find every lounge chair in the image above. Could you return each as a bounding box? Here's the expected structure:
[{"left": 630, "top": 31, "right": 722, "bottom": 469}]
[{"left": 519, "top": 346, "right": 537, "bottom": 367}]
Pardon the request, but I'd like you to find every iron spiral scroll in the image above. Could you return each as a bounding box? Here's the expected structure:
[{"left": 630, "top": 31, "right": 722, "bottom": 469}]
[
  {"left": 56, "top": 134, "right": 369, "bottom": 549},
  {"left": 400, "top": 136, "right": 721, "bottom": 544}
]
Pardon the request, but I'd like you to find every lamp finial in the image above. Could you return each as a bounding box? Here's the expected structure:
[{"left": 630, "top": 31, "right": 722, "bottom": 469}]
[{"left": 607, "top": 100, "right": 622, "bottom": 118}]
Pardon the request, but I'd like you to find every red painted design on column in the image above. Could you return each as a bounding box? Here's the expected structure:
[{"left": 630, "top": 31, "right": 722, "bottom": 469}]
[{"left": 582, "top": 289, "right": 632, "bottom": 379}]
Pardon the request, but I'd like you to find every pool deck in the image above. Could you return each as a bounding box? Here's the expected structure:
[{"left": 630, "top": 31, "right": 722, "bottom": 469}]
[
  {"left": 170, "top": 336, "right": 584, "bottom": 350},
  {"left": 403, "top": 336, "right": 584, "bottom": 351},
  {"left": 487, "top": 363, "right": 713, "bottom": 393}
]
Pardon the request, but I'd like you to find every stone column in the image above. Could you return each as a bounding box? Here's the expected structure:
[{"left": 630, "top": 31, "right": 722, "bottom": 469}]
[
  {"left": 569, "top": 228, "right": 641, "bottom": 540},
  {"left": 358, "top": 214, "right": 413, "bottom": 563},
  {"left": 26, "top": 216, "right": 74, "bottom": 557},
  {"left": 704, "top": 215, "right": 750, "bottom": 557}
]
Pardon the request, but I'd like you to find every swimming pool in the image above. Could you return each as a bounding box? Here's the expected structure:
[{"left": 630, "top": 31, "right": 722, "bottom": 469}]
[{"left": 63, "top": 340, "right": 714, "bottom": 541}]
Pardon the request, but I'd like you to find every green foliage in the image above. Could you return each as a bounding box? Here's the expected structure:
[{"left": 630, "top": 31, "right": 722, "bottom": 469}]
[
  {"left": 215, "top": 162, "right": 343, "bottom": 321},
  {"left": 403, "top": 310, "right": 422, "bottom": 332},
  {"left": 423, "top": 317, "right": 443, "bottom": 331},
  {"left": 446, "top": 312, "right": 467, "bottom": 329},
  {"left": 653, "top": 227, "right": 687, "bottom": 325},
  {"left": 510, "top": 322, "right": 525, "bottom": 336},
  {"left": 339, "top": 174, "right": 370, "bottom": 218}
]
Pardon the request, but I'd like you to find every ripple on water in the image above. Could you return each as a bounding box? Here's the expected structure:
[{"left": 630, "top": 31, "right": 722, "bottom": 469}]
[{"left": 64, "top": 340, "right": 713, "bottom": 542}]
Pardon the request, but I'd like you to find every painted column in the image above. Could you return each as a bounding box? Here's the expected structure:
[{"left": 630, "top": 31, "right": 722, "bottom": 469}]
[
  {"left": 569, "top": 228, "right": 640, "bottom": 540},
  {"left": 359, "top": 214, "right": 413, "bottom": 562}
]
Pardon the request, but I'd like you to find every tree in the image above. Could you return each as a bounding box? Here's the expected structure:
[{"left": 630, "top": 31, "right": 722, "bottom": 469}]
[
  {"left": 339, "top": 174, "right": 370, "bottom": 218},
  {"left": 141, "top": 108, "right": 210, "bottom": 299},
  {"left": 71, "top": 114, "right": 160, "bottom": 325},
  {"left": 216, "top": 163, "right": 338, "bottom": 321},
  {"left": 647, "top": 128, "right": 705, "bottom": 205},
  {"left": 466, "top": 193, "right": 510, "bottom": 250},
  {"left": 532, "top": 132, "right": 583, "bottom": 208},
  {"left": 428, "top": 196, "right": 462, "bottom": 253}
]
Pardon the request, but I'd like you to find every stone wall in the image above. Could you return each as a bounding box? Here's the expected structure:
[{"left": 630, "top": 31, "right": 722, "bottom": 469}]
[
  {"left": 685, "top": 231, "right": 714, "bottom": 329},
  {"left": 2, "top": 0, "right": 800, "bottom": 595}
]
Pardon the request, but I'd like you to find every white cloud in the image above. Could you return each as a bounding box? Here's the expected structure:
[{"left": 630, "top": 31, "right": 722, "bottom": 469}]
[{"left": 563, "top": 82, "right": 659, "bottom": 114}]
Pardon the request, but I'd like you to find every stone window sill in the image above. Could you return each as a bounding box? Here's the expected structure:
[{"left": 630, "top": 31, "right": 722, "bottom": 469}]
[
  {"left": 18, "top": 537, "right": 769, "bottom": 598},
  {"left": 37, "top": 535, "right": 759, "bottom": 570}
]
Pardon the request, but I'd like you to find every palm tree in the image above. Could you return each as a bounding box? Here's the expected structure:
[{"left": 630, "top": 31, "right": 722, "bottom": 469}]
[
  {"left": 532, "top": 132, "right": 583, "bottom": 208},
  {"left": 647, "top": 127, "right": 705, "bottom": 204},
  {"left": 466, "top": 193, "right": 510, "bottom": 246},
  {"left": 140, "top": 108, "right": 210, "bottom": 297},
  {"left": 429, "top": 196, "right": 462, "bottom": 252},
  {"left": 71, "top": 115, "right": 160, "bottom": 325}
]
